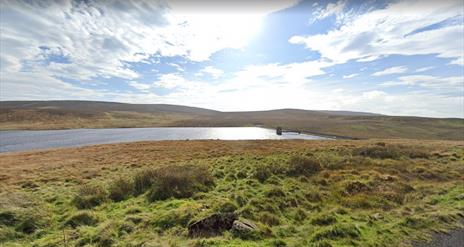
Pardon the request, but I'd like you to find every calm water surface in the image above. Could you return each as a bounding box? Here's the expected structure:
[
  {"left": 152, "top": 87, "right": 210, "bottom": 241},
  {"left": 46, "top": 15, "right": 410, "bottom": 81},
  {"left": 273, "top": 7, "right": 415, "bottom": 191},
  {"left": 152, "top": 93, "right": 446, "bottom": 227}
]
[{"left": 0, "top": 127, "right": 330, "bottom": 153}]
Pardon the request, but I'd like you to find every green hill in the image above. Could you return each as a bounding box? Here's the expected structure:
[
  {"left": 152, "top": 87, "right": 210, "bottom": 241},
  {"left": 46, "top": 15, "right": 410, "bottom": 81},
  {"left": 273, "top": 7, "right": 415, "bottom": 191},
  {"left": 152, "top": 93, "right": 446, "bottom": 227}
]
[{"left": 1, "top": 100, "right": 463, "bottom": 140}]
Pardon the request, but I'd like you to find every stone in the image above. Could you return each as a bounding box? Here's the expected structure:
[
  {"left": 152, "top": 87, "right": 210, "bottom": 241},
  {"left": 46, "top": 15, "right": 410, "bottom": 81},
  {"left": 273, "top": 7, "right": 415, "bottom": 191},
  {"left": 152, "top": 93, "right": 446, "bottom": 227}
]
[
  {"left": 371, "top": 213, "right": 383, "bottom": 220},
  {"left": 188, "top": 213, "right": 237, "bottom": 237},
  {"left": 231, "top": 219, "right": 258, "bottom": 239},
  {"left": 232, "top": 219, "right": 257, "bottom": 232}
]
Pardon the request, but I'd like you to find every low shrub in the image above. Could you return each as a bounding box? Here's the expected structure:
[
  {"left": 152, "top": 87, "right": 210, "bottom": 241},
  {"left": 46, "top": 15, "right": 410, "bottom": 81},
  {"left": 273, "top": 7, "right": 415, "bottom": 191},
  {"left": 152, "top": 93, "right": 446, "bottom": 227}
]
[
  {"left": 400, "top": 216, "right": 430, "bottom": 229},
  {"left": 264, "top": 186, "right": 286, "bottom": 198},
  {"left": 147, "top": 164, "right": 214, "bottom": 201},
  {"left": 354, "top": 144, "right": 429, "bottom": 159},
  {"left": 312, "top": 223, "right": 360, "bottom": 241},
  {"left": 271, "top": 239, "right": 287, "bottom": 247},
  {"left": 154, "top": 202, "right": 202, "bottom": 230},
  {"left": 133, "top": 168, "right": 158, "bottom": 195},
  {"left": 253, "top": 165, "right": 273, "bottom": 183},
  {"left": 64, "top": 211, "right": 98, "bottom": 228},
  {"left": 0, "top": 211, "right": 18, "bottom": 226},
  {"left": 341, "top": 194, "right": 374, "bottom": 209},
  {"left": 108, "top": 177, "right": 133, "bottom": 202},
  {"left": 215, "top": 201, "right": 238, "bottom": 213},
  {"left": 292, "top": 208, "right": 307, "bottom": 222},
  {"left": 0, "top": 226, "right": 18, "bottom": 242},
  {"left": 118, "top": 221, "right": 135, "bottom": 235},
  {"left": 259, "top": 212, "right": 280, "bottom": 226},
  {"left": 355, "top": 145, "right": 401, "bottom": 159},
  {"left": 311, "top": 214, "right": 337, "bottom": 226},
  {"left": 287, "top": 156, "right": 322, "bottom": 176},
  {"left": 96, "top": 222, "right": 118, "bottom": 247},
  {"left": 344, "top": 181, "right": 371, "bottom": 195},
  {"left": 72, "top": 184, "right": 107, "bottom": 209},
  {"left": 15, "top": 215, "right": 41, "bottom": 234},
  {"left": 304, "top": 191, "right": 322, "bottom": 202}
]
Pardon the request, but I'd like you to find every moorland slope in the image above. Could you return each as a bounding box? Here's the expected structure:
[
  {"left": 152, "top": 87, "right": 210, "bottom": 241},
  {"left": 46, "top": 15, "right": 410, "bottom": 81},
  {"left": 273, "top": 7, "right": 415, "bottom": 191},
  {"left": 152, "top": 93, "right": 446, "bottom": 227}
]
[{"left": 1, "top": 101, "right": 463, "bottom": 140}]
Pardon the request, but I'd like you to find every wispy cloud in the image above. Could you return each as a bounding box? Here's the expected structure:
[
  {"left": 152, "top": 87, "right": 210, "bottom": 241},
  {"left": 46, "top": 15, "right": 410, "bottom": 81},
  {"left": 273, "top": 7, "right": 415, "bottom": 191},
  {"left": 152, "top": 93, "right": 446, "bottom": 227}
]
[
  {"left": 415, "top": 66, "right": 434, "bottom": 72},
  {"left": 290, "top": 0, "right": 463, "bottom": 65},
  {"left": 0, "top": 0, "right": 462, "bottom": 118},
  {"left": 343, "top": 73, "right": 358, "bottom": 79},
  {"left": 381, "top": 75, "right": 463, "bottom": 91},
  {"left": 372, "top": 66, "right": 408, "bottom": 76},
  {"left": 313, "top": 0, "right": 347, "bottom": 21},
  {"left": 196, "top": 66, "right": 224, "bottom": 79}
]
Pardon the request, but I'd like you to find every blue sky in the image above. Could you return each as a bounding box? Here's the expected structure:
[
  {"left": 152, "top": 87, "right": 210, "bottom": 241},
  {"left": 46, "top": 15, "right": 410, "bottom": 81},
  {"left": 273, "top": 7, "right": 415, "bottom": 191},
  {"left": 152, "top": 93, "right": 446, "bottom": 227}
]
[{"left": 0, "top": 0, "right": 463, "bottom": 117}]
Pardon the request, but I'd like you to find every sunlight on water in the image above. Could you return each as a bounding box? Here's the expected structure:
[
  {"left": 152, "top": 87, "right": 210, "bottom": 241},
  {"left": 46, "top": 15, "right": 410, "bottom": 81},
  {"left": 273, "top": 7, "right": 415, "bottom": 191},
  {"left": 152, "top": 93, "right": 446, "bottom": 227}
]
[
  {"left": 208, "top": 127, "right": 276, "bottom": 140},
  {"left": 0, "top": 127, "right": 330, "bottom": 153}
]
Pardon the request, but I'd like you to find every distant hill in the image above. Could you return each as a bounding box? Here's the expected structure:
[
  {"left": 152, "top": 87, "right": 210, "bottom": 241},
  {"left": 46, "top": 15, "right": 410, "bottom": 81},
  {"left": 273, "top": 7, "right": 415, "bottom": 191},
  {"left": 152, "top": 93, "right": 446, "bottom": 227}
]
[
  {"left": 0, "top": 100, "right": 219, "bottom": 115},
  {"left": 1, "top": 100, "right": 463, "bottom": 140}
]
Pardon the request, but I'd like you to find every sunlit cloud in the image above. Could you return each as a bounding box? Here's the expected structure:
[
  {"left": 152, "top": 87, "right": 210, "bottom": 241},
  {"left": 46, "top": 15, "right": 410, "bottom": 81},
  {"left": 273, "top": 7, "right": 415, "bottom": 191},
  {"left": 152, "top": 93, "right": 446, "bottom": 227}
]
[{"left": 0, "top": 0, "right": 462, "bottom": 118}]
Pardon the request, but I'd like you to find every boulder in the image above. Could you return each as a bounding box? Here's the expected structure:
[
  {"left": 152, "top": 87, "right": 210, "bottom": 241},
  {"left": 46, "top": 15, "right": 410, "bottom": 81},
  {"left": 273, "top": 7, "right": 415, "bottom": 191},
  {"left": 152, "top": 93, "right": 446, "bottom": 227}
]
[
  {"left": 232, "top": 219, "right": 256, "bottom": 232},
  {"left": 188, "top": 213, "right": 237, "bottom": 237},
  {"left": 231, "top": 219, "right": 258, "bottom": 240},
  {"left": 370, "top": 213, "right": 383, "bottom": 220}
]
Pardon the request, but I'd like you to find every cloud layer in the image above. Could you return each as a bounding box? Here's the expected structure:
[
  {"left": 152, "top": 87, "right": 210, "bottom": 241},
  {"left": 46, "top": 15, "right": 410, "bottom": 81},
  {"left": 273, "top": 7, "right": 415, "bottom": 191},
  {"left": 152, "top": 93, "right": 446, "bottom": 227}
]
[{"left": 1, "top": 0, "right": 463, "bottom": 118}]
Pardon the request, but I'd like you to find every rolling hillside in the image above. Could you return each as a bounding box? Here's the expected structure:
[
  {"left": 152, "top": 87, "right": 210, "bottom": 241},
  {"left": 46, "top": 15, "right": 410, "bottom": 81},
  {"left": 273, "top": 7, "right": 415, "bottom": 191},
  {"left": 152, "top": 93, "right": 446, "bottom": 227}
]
[{"left": 1, "top": 101, "right": 463, "bottom": 140}]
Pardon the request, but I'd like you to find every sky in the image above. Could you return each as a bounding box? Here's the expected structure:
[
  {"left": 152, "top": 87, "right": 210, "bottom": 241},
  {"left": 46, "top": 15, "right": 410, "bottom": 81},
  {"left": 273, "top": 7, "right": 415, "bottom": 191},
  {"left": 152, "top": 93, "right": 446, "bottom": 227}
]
[{"left": 0, "top": 0, "right": 463, "bottom": 118}]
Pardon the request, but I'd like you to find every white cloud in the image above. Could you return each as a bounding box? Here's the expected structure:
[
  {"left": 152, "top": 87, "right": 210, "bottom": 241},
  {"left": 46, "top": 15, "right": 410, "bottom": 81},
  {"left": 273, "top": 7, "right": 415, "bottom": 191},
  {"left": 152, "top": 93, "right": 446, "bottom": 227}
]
[
  {"left": 313, "top": 0, "right": 347, "bottom": 21},
  {"left": 343, "top": 73, "right": 358, "bottom": 79},
  {"left": 153, "top": 74, "right": 187, "bottom": 89},
  {"left": 128, "top": 81, "right": 152, "bottom": 91},
  {"left": 232, "top": 60, "right": 333, "bottom": 87},
  {"left": 196, "top": 66, "right": 224, "bottom": 79},
  {"left": 372, "top": 66, "right": 408, "bottom": 76},
  {"left": 168, "top": 63, "right": 184, "bottom": 72},
  {"left": 0, "top": 72, "right": 102, "bottom": 100},
  {"left": 1, "top": 0, "right": 462, "bottom": 118},
  {"left": 290, "top": 0, "right": 464, "bottom": 65},
  {"left": 415, "top": 66, "right": 434, "bottom": 72},
  {"left": 0, "top": 0, "right": 297, "bottom": 81},
  {"left": 450, "top": 57, "right": 464, "bottom": 66},
  {"left": 381, "top": 75, "right": 463, "bottom": 90}
]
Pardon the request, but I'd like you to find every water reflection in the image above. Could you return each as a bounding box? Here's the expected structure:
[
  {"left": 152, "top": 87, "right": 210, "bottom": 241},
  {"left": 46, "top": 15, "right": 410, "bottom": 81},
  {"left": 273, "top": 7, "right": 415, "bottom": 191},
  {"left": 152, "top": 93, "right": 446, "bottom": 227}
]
[
  {"left": 208, "top": 127, "right": 276, "bottom": 140},
  {"left": 0, "top": 127, "right": 330, "bottom": 153}
]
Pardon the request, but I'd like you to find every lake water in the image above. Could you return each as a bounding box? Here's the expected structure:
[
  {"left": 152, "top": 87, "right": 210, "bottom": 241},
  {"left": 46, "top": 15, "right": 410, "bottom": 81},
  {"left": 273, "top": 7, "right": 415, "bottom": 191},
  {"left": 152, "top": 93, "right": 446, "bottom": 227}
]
[{"left": 0, "top": 127, "right": 330, "bottom": 153}]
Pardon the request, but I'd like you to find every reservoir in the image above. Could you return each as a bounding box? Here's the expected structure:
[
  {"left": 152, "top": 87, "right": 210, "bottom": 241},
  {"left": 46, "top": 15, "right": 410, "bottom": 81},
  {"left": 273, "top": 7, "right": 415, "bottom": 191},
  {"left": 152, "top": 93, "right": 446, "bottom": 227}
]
[{"left": 0, "top": 127, "right": 330, "bottom": 153}]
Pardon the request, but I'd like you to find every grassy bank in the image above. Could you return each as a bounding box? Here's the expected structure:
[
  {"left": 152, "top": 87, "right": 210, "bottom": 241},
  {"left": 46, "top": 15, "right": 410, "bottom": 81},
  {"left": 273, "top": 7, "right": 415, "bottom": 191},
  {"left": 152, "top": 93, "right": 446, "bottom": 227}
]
[
  {"left": 2, "top": 101, "right": 463, "bottom": 140},
  {"left": 0, "top": 140, "right": 463, "bottom": 246}
]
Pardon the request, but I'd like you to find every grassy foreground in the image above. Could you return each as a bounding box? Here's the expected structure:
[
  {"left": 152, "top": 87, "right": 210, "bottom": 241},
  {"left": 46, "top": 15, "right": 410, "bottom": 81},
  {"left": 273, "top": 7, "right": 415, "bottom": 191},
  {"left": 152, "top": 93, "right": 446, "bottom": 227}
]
[{"left": 0, "top": 140, "right": 463, "bottom": 246}]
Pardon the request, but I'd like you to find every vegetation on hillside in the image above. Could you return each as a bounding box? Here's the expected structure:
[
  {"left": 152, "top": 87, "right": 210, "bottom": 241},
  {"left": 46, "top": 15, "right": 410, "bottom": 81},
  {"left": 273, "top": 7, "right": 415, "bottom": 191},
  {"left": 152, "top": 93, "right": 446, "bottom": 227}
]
[
  {"left": 1, "top": 140, "right": 463, "bottom": 246},
  {"left": 1, "top": 101, "right": 463, "bottom": 140}
]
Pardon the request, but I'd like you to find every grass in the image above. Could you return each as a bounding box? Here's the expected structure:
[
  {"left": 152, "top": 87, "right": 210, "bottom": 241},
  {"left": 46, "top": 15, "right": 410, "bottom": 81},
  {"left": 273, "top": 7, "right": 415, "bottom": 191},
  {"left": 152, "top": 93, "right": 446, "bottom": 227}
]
[
  {"left": 0, "top": 140, "right": 463, "bottom": 246},
  {"left": 1, "top": 101, "right": 464, "bottom": 140}
]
